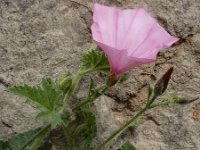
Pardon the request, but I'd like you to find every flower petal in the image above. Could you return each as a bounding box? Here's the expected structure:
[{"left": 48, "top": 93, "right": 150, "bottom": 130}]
[
  {"left": 95, "top": 41, "right": 125, "bottom": 74},
  {"left": 91, "top": 3, "right": 179, "bottom": 75},
  {"left": 95, "top": 41, "right": 154, "bottom": 75},
  {"left": 92, "top": 3, "right": 119, "bottom": 48}
]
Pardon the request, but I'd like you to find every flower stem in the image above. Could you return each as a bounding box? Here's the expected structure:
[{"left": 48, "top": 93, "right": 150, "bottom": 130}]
[
  {"left": 72, "top": 85, "right": 108, "bottom": 111},
  {"left": 61, "top": 67, "right": 110, "bottom": 113},
  {"left": 19, "top": 124, "right": 51, "bottom": 150},
  {"left": 63, "top": 125, "right": 73, "bottom": 150},
  {"left": 30, "top": 125, "right": 50, "bottom": 150},
  {"left": 96, "top": 95, "right": 157, "bottom": 150},
  {"left": 95, "top": 107, "right": 147, "bottom": 150},
  {"left": 62, "top": 71, "right": 82, "bottom": 113}
]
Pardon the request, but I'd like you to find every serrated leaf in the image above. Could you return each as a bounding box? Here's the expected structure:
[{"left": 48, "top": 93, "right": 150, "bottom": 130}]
[
  {"left": 36, "top": 111, "right": 67, "bottom": 128},
  {"left": 7, "top": 78, "right": 63, "bottom": 111},
  {"left": 89, "top": 43, "right": 98, "bottom": 51},
  {"left": 0, "top": 128, "right": 40, "bottom": 150},
  {"left": 81, "top": 49, "right": 110, "bottom": 72},
  {"left": 118, "top": 141, "right": 137, "bottom": 150},
  {"left": 7, "top": 78, "right": 66, "bottom": 126},
  {"left": 81, "top": 108, "right": 96, "bottom": 150},
  {"left": 73, "top": 106, "right": 97, "bottom": 150}
]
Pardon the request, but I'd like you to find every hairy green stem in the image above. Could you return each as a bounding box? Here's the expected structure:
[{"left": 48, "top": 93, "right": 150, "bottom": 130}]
[
  {"left": 62, "top": 71, "right": 82, "bottom": 112},
  {"left": 96, "top": 95, "right": 157, "bottom": 150},
  {"left": 72, "top": 98, "right": 91, "bottom": 111},
  {"left": 146, "top": 95, "right": 157, "bottom": 108},
  {"left": 72, "top": 85, "right": 108, "bottom": 111},
  {"left": 63, "top": 126, "right": 73, "bottom": 150},
  {"left": 62, "top": 68, "right": 109, "bottom": 112},
  {"left": 30, "top": 126, "right": 50, "bottom": 150},
  {"left": 95, "top": 107, "right": 147, "bottom": 150},
  {"left": 19, "top": 124, "right": 51, "bottom": 150},
  {"left": 150, "top": 100, "right": 171, "bottom": 108},
  {"left": 83, "top": 67, "right": 110, "bottom": 74}
]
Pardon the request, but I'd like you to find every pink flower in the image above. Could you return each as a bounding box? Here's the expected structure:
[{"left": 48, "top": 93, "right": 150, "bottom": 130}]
[{"left": 91, "top": 3, "right": 179, "bottom": 75}]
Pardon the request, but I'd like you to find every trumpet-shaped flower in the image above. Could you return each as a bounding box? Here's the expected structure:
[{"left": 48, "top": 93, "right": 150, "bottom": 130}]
[{"left": 91, "top": 3, "right": 179, "bottom": 75}]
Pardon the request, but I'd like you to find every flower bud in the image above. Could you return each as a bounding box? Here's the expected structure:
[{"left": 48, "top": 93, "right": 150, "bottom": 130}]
[
  {"left": 154, "top": 67, "right": 174, "bottom": 97},
  {"left": 58, "top": 72, "right": 72, "bottom": 92}
]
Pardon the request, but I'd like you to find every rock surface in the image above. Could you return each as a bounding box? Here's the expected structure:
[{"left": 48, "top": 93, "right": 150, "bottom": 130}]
[{"left": 0, "top": 0, "right": 200, "bottom": 149}]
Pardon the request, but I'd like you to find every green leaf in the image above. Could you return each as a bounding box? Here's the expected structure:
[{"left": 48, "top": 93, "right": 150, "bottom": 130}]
[
  {"left": 7, "top": 78, "right": 66, "bottom": 127},
  {"left": 0, "top": 128, "right": 40, "bottom": 150},
  {"left": 36, "top": 111, "right": 67, "bottom": 128},
  {"left": 73, "top": 106, "right": 97, "bottom": 150},
  {"left": 81, "top": 47, "right": 110, "bottom": 72},
  {"left": 80, "top": 108, "right": 96, "bottom": 150},
  {"left": 7, "top": 78, "right": 63, "bottom": 111},
  {"left": 118, "top": 141, "right": 137, "bottom": 150}
]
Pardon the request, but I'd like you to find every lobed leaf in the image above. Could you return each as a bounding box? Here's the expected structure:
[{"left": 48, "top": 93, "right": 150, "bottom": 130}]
[
  {"left": 81, "top": 46, "right": 110, "bottom": 72},
  {"left": 7, "top": 78, "right": 66, "bottom": 127},
  {"left": 73, "top": 106, "right": 97, "bottom": 150},
  {"left": 7, "top": 78, "right": 63, "bottom": 111},
  {"left": 37, "top": 111, "right": 67, "bottom": 128}
]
